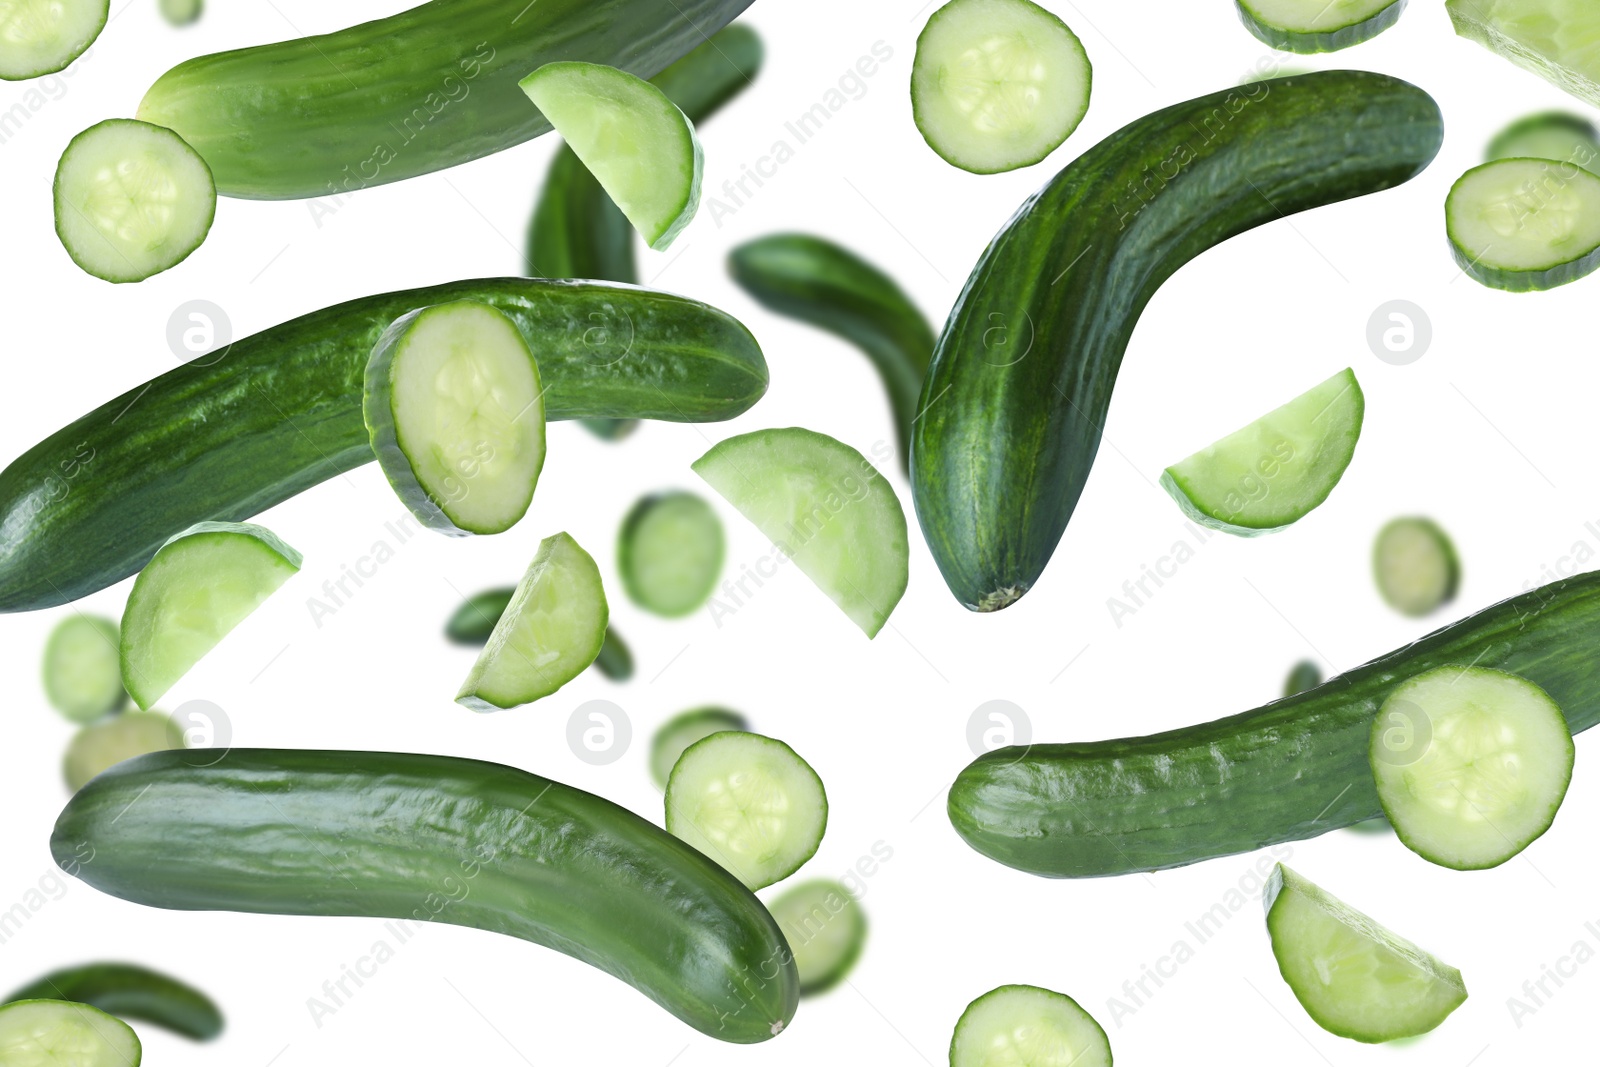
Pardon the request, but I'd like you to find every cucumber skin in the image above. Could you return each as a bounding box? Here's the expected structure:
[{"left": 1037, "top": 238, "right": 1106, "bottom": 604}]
[
  {"left": 52, "top": 749, "right": 798, "bottom": 1042},
  {"left": 445, "top": 587, "right": 517, "bottom": 645},
  {"left": 136, "top": 0, "right": 754, "bottom": 199},
  {"left": 948, "top": 569, "right": 1600, "bottom": 877},
  {"left": 6, "top": 964, "right": 222, "bottom": 1041},
  {"left": 1446, "top": 160, "right": 1600, "bottom": 291},
  {"left": 593, "top": 627, "right": 634, "bottom": 681},
  {"left": 1236, "top": 0, "right": 1407, "bottom": 54},
  {"left": 0, "top": 279, "right": 766, "bottom": 614},
  {"left": 911, "top": 72, "right": 1443, "bottom": 612}
]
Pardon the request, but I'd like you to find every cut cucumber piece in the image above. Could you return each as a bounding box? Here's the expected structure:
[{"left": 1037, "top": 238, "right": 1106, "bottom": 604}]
[
  {"left": 53, "top": 120, "right": 215, "bottom": 283},
  {"left": 949, "top": 985, "right": 1112, "bottom": 1067},
  {"left": 0, "top": 1000, "right": 140, "bottom": 1066},
  {"left": 1161, "top": 368, "right": 1363, "bottom": 535},
  {"left": 1236, "top": 0, "right": 1407, "bottom": 53},
  {"left": 1487, "top": 111, "right": 1600, "bottom": 175},
  {"left": 665, "top": 731, "right": 826, "bottom": 890},
  {"left": 650, "top": 707, "right": 748, "bottom": 788},
  {"left": 158, "top": 0, "right": 201, "bottom": 26},
  {"left": 119, "top": 522, "right": 300, "bottom": 710},
  {"left": 1284, "top": 659, "right": 1321, "bottom": 698},
  {"left": 766, "top": 878, "right": 867, "bottom": 996},
  {"left": 0, "top": 0, "right": 106, "bottom": 80},
  {"left": 911, "top": 0, "right": 1091, "bottom": 174},
  {"left": 692, "top": 428, "right": 908, "bottom": 638},
  {"left": 456, "top": 532, "right": 607, "bottom": 712},
  {"left": 445, "top": 587, "right": 516, "bottom": 646},
  {"left": 591, "top": 626, "right": 633, "bottom": 681},
  {"left": 43, "top": 615, "right": 125, "bottom": 723},
  {"left": 6, "top": 963, "right": 222, "bottom": 1041},
  {"left": 1447, "top": 158, "right": 1600, "bottom": 290},
  {"left": 1448, "top": 0, "right": 1600, "bottom": 109},
  {"left": 64, "top": 712, "right": 185, "bottom": 792},
  {"left": 619, "top": 491, "right": 724, "bottom": 617},
  {"left": 1371, "top": 666, "right": 1574, "bottom": 869},
  {"left": 520, "top": 62, "right": 702, "bottom": 251},
  {"left": 1374, "top": 517, "right": 1459, "bottom": 617},
  {"left": 1264, "top": 864, "right": 1467, "bottom": 1042}
]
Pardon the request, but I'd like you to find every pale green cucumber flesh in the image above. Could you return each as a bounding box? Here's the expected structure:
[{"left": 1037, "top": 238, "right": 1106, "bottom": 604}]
[
  {"left": 619, "top": 491, "right": 724, "bottom": 617},
  {"left": 0, "top": 0, "right": 106, "bottom": 79},
  {"left": 1264, "top": 864, "right": 1467, "bottom": 1042},
  {"left": 1448, "top": 0, "right": 1600, "bottom": 108},
  {"left": 911, "top": 0, "right": 1091, "bottom": 174},
  {"left": 158, "top": 0, "right": 201, "bottom": 26},
  {"left": 1447, "top": 158, "right": 1600, "bottom": 290},
  {"left": 692, "top": 427, "right": 908, "bottom": 638},
  {"left": 1373, "top": 517, "right": 1458, "bottom": 616},
  {"left": 1236, "top": 0, "right": 1406, "bottom": 53},
  {"left": 1487, "top": 111, "right": 1600, "bottom": 175},
  {"left": 949, "top": 984, "right": 1112, "bottom": 1067},
  {"left": 766, "top": 878, "right": 867, "bottom": 995},
  {"left": 0, "top": 1000, "right": 140, "bottom": 1066},
  {"left": 665, "top": 731, "right": 826, "bottom": 890},
  {"left": 44, "top": 615, "right": 125, "bottom": 722},
  {"left": 1161, "top": 368, "right": 1363, "bottom": 534},
  {"left": 650, "top": 707, "right": 748, "bottom": 788},
  {"left": 64, "top": 712, "right": 186, "bottom": 792}
]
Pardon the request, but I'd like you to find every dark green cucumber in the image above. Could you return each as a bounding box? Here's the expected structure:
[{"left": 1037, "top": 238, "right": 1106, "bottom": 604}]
[
  {"left": 911, "top": 71, "right": 1443, "bottom": 611},
  {"left": 592, "top": 626, "right": 634, "bottom": 681},
  {"left": 135, "top": 0, "right": 755, "bottom": 199},
  {"left": 0, "top": 279, "right": 765, "bottom": 614},
  {"left": 445, "top": 587, "right": 517, "bottom": 645},
  {"left": 52, "top": 749, "right": 797, "bottom": 1042},
  {"left": 948, "top": 569, "right": 1600, "bottom": 877},
  {"left": 6, "top": 964, "right": 222, "bottom": 1040}
]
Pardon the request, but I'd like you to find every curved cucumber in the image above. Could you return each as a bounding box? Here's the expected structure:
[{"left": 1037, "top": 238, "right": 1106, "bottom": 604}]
[
  {"left": 0, "top": 278, "right": 766, "bottom": 614},
  {"left": 51, "top": 749, "right": 798, "bottom": 1042},
  {"left": 1374, "top": 517, "right": 1458, "bottom": 616},
  {"left": 6, "top": 964, "right": 222, "bottom": 1040},
  {"left": 0, "top": 0, "right": 105, "bottom": 80},
  {"left": 0, "top": 1000, "right": 139, "bottom": 1066},
  {"left": 1236, "top": 0, "right": 1407, "bottom": 53},
  {"left": 1446, "top": 157, "right": 1600, "bottom": 291},
  {"left": 43, "top": 615, "right": 125, "bottom": 723},
  {"left": 1447, "top": 0, "right": 1600, "bottom": 109},
  {"left": 619, "top": 491, "right": 724, "bottom": 617},
  {"left": 911, "top": 71, "right": 1444, "bottom": 611},
  {"left": 650, "top": 707, "right": 749, "bottom": 788},
  {"left": 64, "top": 712, "right": 185, "bottom": 792},
  {"left": 950, "top": 985, "right": 1111, "bottom": 1067},
  {"left": 766, "top": 879, "right": 866, "bottom": 995},
  {"left": 1487, "top": 111, "right": 1600, "bottom": 175}
]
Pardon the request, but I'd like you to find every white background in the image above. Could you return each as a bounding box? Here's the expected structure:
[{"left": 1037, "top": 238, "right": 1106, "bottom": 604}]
[{"left": 2, "top": 0, "right": 1598, "bottom": 1064}]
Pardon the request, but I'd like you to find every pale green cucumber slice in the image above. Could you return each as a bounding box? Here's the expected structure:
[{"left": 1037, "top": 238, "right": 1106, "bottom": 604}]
[
  {"left": 119, "top": 522, "right": 300, "bottom": 710},
  {"left": 1161, "top": 368, "right": 1363, "bottom": 535},
  {"left": 1487, "top": 111, "right": 1600, "bottom": 175},
  {"left": 456, "top": 532, "right": 607, "bottom": 712},
  {"left": 1447, "top": 158, "right": 1600, "bottom": 290},
  {"left": 767, "top": 878, "right": 867, "bottom": 995},
  {"left": 0, "top": 1000, "right": 140, "bottom": 1066},
  {"left": 949, "top": 984, "right": 1112, "bottom": 1067},
  {"left": 1371, "top": 666, "right": 1574, "bottom": 869},
  {"left": 63, "top": 711, "right": 185, "bottom": 791},
  {"left": 43, "top": 615, "right": 125, "bottom": 723},
  {"left": 619, "top": 491, "right": 724, "bottom": 617},
  {"left": 911, "top": 0, "right": 1091, "bottom": 175},
  {"left": 1264, "top": 864, "right": 1467, "bottom": 1042},
  {"left": 1284, "top": 659, "right": 1321, "bottom": 698},
  {"left": 1236, "top": 0, "right": 1407, "bottom": 53},
  {"left": 158, "top": 0, "right": 201, "bottom": 26},
  {"left": 1373, "top": 517, "right": 1458, "bottom": 617},
  {"left": 0, "top": 0, "right": 106, "bottom": 80},
  {"left": 364, "top": 301, "right": 547, "bottom": 536},
  {"left": 53, "top": 119, "right": 215, "bottom": 283},
  {"left": 1447, "top": 0, "right": 1600, "bottom": 108},
  {"left": 520, "top": 61, "right": 702, "bottom": 251},
  {"left": 650, "top": 707, "right": 748, "bottom": 788},
  {"left": 692, "top": 428, "right": 908, "bottom": 638},
  {"left": 665, "top": 731, "right": 826, "bottom": 890}
]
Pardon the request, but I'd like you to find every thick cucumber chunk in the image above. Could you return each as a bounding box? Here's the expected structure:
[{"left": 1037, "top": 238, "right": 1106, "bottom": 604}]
[
  {"left": 1448, "top": 0, "right": 1600, "bottom": 108},
  {"left": 119, "top": 522, "right": 300, "bottom": 710},
  {"left": 7, "top": 964, "right": 223, "bottom": 1041},
  {"left": 53, "top": 120, "right": 215, "bottom": 283},
  {"left": 0, "top": 1000, "right": 140, "bottom": 1066},
  {"left": 43, "top": 615, "right": 125, "bottom": 723},
  {"left": 1447, "top": 158, "right": 1600, "bottom": 290},
  {"left": 912, "top": 0, "right": 1091, "bottom": 174},
  {"left": 1371, "top": 667, "right": 1573, "bottom": 869},
  {"left": 64, "top": 712, "right": 185, "bottom": 792},
  {"left": 521, "top": 62, "right": 702, "bottom": 250},
  {"left": 0, "top": 0, "right": 106, "bottom": 80},
  {"left": 457, "top": 532, "right": 607, "bottom": 711},
  {"left": 650, "top": 707, "right": 749, "bottom": 788},
  {"left": 1264, "top": 864, "right": 1467, "bottom": 1042},
  {"left": 619, "top": 491, "right": 724, "bottom": 617},
  {"left": 693, "top": 428, "right": 908, "bottom": 638},
  {"left": 1236, "top": 0, "right": 1407, "bottom": 53},
  {"left": 666, "top": 731, "right": 826, "bottom": 889},
  {"left": 364, "top": 302, "right": 546, "bottom": 536},
  {"left": 767, "top": 878, "right": 867, "bottom": 995},
  {"left": 950, "top": 985, "right": 1111, "bottom": 1067},
  {"left": 1161, "top": 368, "right": 1363, "bottom": 535},
  {"left": 1488, "top": 111, "right": 1600, "bottom": 175},
  {"left": 1374, "top": 517, "right": 1458, "bottom": 617}
]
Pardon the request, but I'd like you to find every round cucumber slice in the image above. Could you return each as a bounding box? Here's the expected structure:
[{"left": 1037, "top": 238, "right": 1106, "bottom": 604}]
[
  {"left": 519, "top": 62, "right": 702, "bottom": 251},
  {"left": 665, "top": 731, "right": 826, "bottom": 890},
  {"left": 0, "top": 0, "right": 106, "bottom": 80},
  {"left": 766, "top": 878, "right": 867, "bottom": 995},
  {"left": 1373, "top": 517, "right": 1458, "bottom": 617},
  {"left": 43, "top": 615, "right": 125, "bottom": 723},
  {"left": 64, "top": 711, "right": 185, "bottom": 792},
  {"left": 1487, "top": 111, "right": 1600, "bottom": 176},
  {"left": 1264, "top": 864, "right": 1467, "bottom": 1043},
  {"left": 158, "top": 0, "right": 202, "bottom": 26},
  {"left": 1446, "top": 157, "right": 1600, "bottom": 291},
  {"left": 1371, "top": 666, "right": 1574, "bottom": 870},
  {"left": 364, "top": 301, "right": 547, "bottom": 536},
  {"left": 456, "top": 532, "right": 608, "bottom": 712},
  {"left": 53, "top": 119, "right": 215, "bottom": 283},
  {"left": 692, "top": 428, "right": 908, "bottom": 638},
  {"left": 119, "top": 522, "right": 301, "bottom": 710},
  {"left": 650, "top": 707, "right": 749, "bottom": 788},
  {"left": 0, "top": 1000, "right": 140, "bottom": 1066},
  {"left": 1161, "top": 368, "right": 1363, "bottom": 535},
  {"left": 618, "top": 491, "right": 724, "bottom": 617},
  {"left": 444, "top": 587, "right": 516, "bottom": 646},
  {"left": 950, "top": 984, "right": 1112, "bottom": 1067},
  {"left": 911, "top": 0, "right": 1092, "bottom": 175},
  {"left": 1236, "top": 0, "right": 1407, "bottom": 54}
]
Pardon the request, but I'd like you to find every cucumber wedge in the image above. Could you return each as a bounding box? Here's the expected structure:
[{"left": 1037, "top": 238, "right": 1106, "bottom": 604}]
[
  {"left": 950, "top": 985, "right": 1111, "bottom": 1067},
  {"left": 43, "top": 615, "right": 125, "bottom": 723},
  {"left": 1446, "top": 157, "right": 1600, "bottom": 291},
  {"left": 619, "top": 491, "right": 724, "bottom": 617},
  {"left": 1487, "top": 111, "right": 1600, "bottom": 175},
  {"left": 119, "top": 522, "right": 300, "bottom": 710},
  {"left": 7, "top": 963, "right": 222, "bottom": 1041},
  {"left": 0, "top": 0, "right": 106, "bottom": 80},
  {"left": 520, "top": 62, "right": 701, "bottom": 251},
  {"left": 766, "top": 878, "right": 867, "bottom": 995},
  {"left": 692, "top": 428, "right": 908, "bottom": 638},
  {"left": 364, "top": 301, "right": 546, "bottom": 536},
  {"left": 1371, "top": 666, "right": 1573, "bottom": 869},
  {"left": 1447, "top": 0, "right": 1600, "bottom": 108},
  {"left": 1236, "top": 0, "right": 1407, "bottom": 53},
  {"left": 1374, "top": 517, "right": 1459, "bottom": 617},
  {"left": 650, "top": 707, "right": 749, "bottom": 788},
  {"left": 64, "top": 712, "right": 185, "bottom": 792},
  {"left": 456, "top": 532, "right": 607, "bottom": 712},
  {"left": 1264, "top": 864, "right": 1467, "bottom": 1042},
  {"left": 0, "top": 1000, "right": 140, "bottom": 1066},
  {"left": 1161, "top": 368, "right": 1363, "bottom": 535}
]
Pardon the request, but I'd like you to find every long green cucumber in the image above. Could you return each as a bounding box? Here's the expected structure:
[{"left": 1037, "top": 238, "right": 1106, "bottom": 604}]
[
  {"left": 0, "top": 279, "right": 766, "bottom": 613},
  {"left": 135, "top": 0, "right": 755, "bottom": 199},
  {"left": 6, "top": 963, "right": 222, "bottom": 1040},
  {"left": 52, "top": 749, "right": 798, "bottom": 1042},
  {"left": 910, "top": 71, "right": 1443, "bottom": 611},
  {"left": 948, "top": 570, "right": 1600, "bottom": 877}
]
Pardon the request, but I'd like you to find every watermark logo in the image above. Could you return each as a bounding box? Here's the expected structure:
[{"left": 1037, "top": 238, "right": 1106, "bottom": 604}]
[
  {"left": 166, "top": 300, "right": 232, "bottom": 365},
  {"left": 171, "top": 699, "right": 231, "bottom": 766},
  {"left": 966, "top": 700, "right": 1030, "bottom": 757},
  {"left": 1371, "top": 699, "right": 1431, "bottom": 766},
  {"left": 1366, "top": 300, "right": 1431, "bottom": 366},
  {"left": 567, "top": 700, "right": 631, "bottom": 765}
]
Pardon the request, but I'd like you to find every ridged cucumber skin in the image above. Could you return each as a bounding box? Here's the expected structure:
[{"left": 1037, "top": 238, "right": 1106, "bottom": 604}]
[
  {"left": 948, "top": 569, "right": 1600, "bottom": 878},
  {"left": 0, "top": 279, "right": 766, "bottom": 614},
  {"left": 911, "top": 72, "right": 1444, "bottom": 612},
  {"left": 5, "top": 964, "right": 222, "bottom": 1041},
  {"left": 1236, "top": 0, "right": 1407, "bottom": 54},
  {"left": 135, "top": 0, "right": 755, "bottom": 199},
  {"left": 52, "top": 749, "right": 798, "bottom": 1043}
]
